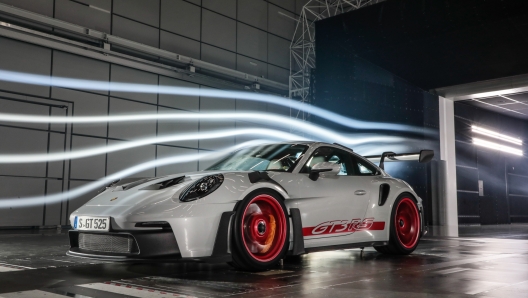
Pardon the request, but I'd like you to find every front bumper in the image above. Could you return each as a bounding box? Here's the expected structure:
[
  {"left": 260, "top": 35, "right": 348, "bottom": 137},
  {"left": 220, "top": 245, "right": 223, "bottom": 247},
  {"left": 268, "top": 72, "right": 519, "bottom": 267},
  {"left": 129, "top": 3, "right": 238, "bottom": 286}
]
[{"left": 67, "top": 229, "right": 181, "bottom": 261}]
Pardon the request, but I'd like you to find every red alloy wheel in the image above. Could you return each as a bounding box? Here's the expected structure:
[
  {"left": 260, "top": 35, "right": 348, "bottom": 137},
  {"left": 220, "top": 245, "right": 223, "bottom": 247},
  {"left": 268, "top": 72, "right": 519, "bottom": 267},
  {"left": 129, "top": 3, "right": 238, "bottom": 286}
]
[
  {"left": 241, "top": 194, "right": 287, "bottom": 262},
  {"left": 394, "top": 197, "right": 420, "bottom": 249}
]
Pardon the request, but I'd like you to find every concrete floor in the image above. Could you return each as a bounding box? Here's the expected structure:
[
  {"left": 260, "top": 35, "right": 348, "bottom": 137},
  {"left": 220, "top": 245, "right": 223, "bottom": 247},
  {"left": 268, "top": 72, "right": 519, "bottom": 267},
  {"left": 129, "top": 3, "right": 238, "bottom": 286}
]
[{"left": 0, "top": 225, "right": 527, "bottom": 297}]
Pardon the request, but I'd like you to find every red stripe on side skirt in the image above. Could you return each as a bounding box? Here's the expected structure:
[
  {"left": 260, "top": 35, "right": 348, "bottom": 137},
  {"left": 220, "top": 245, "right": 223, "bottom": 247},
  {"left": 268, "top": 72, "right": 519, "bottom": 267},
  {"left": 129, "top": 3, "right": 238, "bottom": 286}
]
[{"left": 302, "top": 221, "right": 385, "bottom": 237}]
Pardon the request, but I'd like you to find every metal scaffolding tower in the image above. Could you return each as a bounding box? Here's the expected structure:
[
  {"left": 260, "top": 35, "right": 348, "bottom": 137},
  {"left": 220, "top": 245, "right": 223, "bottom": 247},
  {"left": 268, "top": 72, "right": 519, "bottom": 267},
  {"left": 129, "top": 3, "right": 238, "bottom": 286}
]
[{"left": 289, "top": 0, "right": 383, "bottom": 121}]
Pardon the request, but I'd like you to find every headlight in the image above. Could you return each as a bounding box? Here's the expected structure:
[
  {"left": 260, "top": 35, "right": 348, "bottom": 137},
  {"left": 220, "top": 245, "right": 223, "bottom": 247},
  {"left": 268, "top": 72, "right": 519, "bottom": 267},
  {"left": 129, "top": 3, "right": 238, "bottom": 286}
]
[{"left": 179, "top": 174, "right": 224, "bottom": 202}]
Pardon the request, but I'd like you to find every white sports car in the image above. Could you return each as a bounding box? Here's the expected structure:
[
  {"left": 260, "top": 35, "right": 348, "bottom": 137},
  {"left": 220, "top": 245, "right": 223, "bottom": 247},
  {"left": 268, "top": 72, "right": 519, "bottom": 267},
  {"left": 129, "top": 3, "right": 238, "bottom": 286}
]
[{"left": 68, "top": 142, "right": 433, "bottom": 271}]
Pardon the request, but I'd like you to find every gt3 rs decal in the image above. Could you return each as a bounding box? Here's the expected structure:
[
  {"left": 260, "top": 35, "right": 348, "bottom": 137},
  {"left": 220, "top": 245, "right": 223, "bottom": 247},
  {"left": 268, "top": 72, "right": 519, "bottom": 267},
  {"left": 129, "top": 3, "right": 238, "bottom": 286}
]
[{"left": 302, "top": 218, "right": 385, "bottom": 236}]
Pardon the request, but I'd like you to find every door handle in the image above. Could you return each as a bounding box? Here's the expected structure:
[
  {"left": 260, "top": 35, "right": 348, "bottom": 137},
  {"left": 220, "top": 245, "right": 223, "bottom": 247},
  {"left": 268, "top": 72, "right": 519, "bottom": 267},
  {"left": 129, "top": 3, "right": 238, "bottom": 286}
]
[{"left": 354, "top": 190, "right": 367, "bottom": 195}]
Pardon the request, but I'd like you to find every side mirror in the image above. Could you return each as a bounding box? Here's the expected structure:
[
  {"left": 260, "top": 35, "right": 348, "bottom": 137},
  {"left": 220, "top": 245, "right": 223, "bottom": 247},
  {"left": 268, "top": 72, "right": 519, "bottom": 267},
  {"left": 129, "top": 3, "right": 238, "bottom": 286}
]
[{"left": 309, "top": 162, "right": 341, "bottom": 181}]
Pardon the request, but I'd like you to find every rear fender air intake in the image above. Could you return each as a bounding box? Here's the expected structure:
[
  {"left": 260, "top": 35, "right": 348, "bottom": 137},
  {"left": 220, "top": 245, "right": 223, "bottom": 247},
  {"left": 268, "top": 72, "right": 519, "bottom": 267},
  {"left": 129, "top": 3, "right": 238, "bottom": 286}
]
[{"left": 378, "top": 183, "right": 390, "bottom": 206}]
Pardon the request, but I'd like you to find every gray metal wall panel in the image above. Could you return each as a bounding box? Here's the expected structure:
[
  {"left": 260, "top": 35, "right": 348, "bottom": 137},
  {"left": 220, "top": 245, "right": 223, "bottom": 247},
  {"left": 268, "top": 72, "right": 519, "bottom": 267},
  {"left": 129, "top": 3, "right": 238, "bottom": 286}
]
[
  {"left": 296, "top": 0, "right": 310, "bottom": 15},
  {"left": 76, "top": 0, "right": 111, "bottom": 11},
  {"left": 160, "top": 0, "right": 201, "bottom": 40},
  {"left": 106, "top": 141, "right": 156, "bottom": 178},
  {"left": 114, "top": 0, "right": 160, "bottom": 27},
  {"left": 158, "top": 76, "right": 200, "bottom": 111},
  {"left": 156, "top": 146, "right": 198, "bottom": 176},
  {"left": 269, "top": 0, "right": 295, "bottom": 12},
  {"left": 199, "top": 88, "right": 235, "bottom": 150},
  {"left": 186, "top": 0, "right": 201, "bottom": 6},
  {"left": 268, "top": 5, "right": 296, "bottom": 40},
  {"left": 0, "top": 37, "right": 51, "bottom": 97},
  {"left": 69, "top": 135, "right": 107, "bottom": 180},
  {"left": 267, "top": 101, "right": 290, "bottom": 117},
  {"left": 268, "top": 34, "right": 289, "bottom": 69},
  {"left": 201, "top": 44, "right": 236, "bottom": 70},
  {"left": 236, "top": 98, "right": 267, "bottom": 113},
  {"left": 160, "top": 30, "right": 201, "bottom": 60},
  {"left": 202, "top": 0, "right": 236, "bottom": 18},
  {"left": 237, "top": 55, "right": 267, "bottom": 78},
  {"left": 54, "top": 0, "right": 111, "bottom": 33},
  {"left": 110, "top": 65, "right": 158, "bottom": 104},
  {"left": 0, "top": 177, "right": 45, "bottom": 226},
  {"left": 237, "top": 0, "right": 267, "bottom": 31},
  {"left": 0, "top": 126, "right": 48, "bottom": 177},
  {"left": 237, "top": 23, "right": 268, "bottom": 62},
  {"left": 0, "top": 0, "right": 54, "bottom": 17},
  {"left": 112, "top": 15, "right": 159, "bottom": 48},
  {"left": 52, "top": 51, "right": 110, "bottom": 95},
  {"left": 157, "top": 107, "right": 199, "bottom": 148},
  {"left": 50, "top": 106, "right": 67, "bottom": 132},
  {"left": 0, "top": 98, "right": 50, "bottom": 131},
  {"left": 47, "top": 132, "right": 65, "bottom": 178},
  {"left": 108, "top": 97, "right": 157, "bottom": 140},
  {"left": 45, "top": 179, "right": 63, "bottom": 226},
  {"left": 52, "top": 88, "right": 108, "bottom": 137},
  {"left": 199, "top": 88, "right": 236, "bottom": 111},
  {"left": 268, "top": 64, "right": 289, "bottom": 85},
  {"left": 202, "top": 10, "right": 236, "bottom": 52}
]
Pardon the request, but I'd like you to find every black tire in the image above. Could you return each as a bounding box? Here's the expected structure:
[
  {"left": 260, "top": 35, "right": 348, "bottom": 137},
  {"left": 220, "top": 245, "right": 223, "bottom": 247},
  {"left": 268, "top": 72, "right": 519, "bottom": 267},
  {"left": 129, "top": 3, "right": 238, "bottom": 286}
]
[
  {"left": 228, "top": 189, "right": 290, "bottom": 271},
  {"left": 375, "top": 193, "right": 421, "bottom": 255}
]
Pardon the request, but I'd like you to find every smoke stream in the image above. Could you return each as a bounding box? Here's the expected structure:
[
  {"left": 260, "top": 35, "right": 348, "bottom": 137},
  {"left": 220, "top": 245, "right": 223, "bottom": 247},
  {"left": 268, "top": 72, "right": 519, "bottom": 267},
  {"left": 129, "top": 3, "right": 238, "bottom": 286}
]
[
  {"left": 0, "top": 69, "right": 430, "bottom": 135},
  {"left": 0, "top": 140, "right": 270, "bottom": 208},
  {"left": 0, "top": 129, "right": 306, "bottom": 163}
]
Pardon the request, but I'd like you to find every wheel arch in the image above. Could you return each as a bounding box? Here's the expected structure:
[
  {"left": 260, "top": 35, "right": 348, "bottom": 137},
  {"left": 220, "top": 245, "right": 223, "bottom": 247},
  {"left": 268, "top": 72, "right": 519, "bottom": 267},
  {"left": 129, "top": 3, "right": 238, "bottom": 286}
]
[
  {"left": 236, "top": 183, "right": 289, "bottom": 205},
  {"left": 233, "top": 186, "right": 288, "bottom": 213}
]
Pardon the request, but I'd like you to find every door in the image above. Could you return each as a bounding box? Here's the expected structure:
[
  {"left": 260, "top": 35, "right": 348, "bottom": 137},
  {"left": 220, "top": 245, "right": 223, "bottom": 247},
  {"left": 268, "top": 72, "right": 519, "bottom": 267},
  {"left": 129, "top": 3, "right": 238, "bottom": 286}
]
[{"left": 283, "top": 146, "right": 377, "bottom": 248}]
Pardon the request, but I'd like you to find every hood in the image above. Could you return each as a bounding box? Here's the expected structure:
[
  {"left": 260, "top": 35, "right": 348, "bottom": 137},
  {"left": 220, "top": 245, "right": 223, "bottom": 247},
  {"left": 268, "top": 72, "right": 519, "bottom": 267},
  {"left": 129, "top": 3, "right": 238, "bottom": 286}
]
[{"left": 83, "top": 170, "right": 241, "bottom": 207}]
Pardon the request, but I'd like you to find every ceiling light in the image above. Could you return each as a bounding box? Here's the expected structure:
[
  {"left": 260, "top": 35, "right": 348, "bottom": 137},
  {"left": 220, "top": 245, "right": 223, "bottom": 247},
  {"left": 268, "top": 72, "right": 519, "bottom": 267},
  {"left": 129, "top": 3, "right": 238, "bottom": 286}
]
[
  {"left": 471, "top": 125, "right": 522, "bottom": 145},
  {"left": 473, "top": 138, "right": 523, "bottom": 156}
]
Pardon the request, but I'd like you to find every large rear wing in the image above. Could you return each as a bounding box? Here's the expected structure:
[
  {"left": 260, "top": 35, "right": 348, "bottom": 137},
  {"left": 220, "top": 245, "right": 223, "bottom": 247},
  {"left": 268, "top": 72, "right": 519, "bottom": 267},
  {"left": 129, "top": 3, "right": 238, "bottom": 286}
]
[{"left": 364, "top": 150, "right": 434, "bottom": 170}]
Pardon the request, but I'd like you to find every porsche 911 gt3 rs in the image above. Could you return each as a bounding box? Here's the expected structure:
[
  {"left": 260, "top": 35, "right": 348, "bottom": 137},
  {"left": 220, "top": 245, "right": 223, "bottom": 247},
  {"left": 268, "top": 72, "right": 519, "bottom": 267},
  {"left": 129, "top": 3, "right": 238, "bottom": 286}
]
[{"left": 68, "top": 142, "right": 433, "bottom": 271}]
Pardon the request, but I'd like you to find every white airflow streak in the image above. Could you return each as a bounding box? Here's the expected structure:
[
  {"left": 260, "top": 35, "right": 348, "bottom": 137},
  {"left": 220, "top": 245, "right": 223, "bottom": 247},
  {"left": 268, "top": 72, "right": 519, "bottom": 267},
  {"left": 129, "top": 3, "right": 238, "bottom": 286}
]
[
  {"left": 0, "top": 69, "right": 431, "bottom": 135},
  {"left": 0, "top": 140, "right": 270, "bottom": 208},
  {"left": 0, "top": 129, "right": 305, "bottom": 163},
  {"left": 0, "top": 113, "right": 411, "bottom": 163}
]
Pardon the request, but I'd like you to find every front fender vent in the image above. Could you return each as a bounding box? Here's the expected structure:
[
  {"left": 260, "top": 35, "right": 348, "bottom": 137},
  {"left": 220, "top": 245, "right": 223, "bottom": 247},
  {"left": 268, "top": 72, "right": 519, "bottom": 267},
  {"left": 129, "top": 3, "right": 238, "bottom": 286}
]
[
  {"left": 135, "top": 221, "right": 171, "bottom": 228},
  {"left": 139, "top": 177, "right": 185, "bottom": 190},
  {"left": 379, "top": 183, "right": 390, "bottom": 206}
]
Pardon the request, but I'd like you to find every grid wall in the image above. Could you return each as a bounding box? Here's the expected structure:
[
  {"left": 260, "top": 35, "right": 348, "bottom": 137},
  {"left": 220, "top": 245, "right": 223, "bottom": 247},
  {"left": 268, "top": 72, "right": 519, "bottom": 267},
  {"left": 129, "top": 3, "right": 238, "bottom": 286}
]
[{"left": 0, "top": 0, "right": 305, "bottom": 227}]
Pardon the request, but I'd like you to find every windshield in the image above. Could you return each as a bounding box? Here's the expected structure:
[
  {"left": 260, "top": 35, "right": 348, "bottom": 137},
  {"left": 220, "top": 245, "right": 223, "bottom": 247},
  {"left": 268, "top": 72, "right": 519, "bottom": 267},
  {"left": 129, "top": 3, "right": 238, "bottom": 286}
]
[{"left": 207, "top": 144, "right": 309, "bottom": 172}]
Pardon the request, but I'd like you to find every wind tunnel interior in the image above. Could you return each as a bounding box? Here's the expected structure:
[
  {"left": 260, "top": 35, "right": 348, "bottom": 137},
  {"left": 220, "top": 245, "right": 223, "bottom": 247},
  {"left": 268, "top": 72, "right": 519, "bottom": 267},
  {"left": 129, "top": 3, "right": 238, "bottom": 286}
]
[{"left": 314, "top": 0, "right": 528, "bottom": 226}]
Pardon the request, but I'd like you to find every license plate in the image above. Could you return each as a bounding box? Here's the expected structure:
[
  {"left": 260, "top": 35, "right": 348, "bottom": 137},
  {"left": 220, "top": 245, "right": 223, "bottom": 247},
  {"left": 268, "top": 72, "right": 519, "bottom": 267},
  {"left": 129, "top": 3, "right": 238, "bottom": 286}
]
[{"left": 73, "top": 216, "right": 110, "bottom": 232}]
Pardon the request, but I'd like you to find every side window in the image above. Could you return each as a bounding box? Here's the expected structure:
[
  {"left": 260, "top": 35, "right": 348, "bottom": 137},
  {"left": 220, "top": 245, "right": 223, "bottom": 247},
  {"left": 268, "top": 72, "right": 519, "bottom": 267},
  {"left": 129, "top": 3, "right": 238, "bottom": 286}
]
[
  {"left": 300, "top": 147, "right": 356, "bottom": 176},
  {"left": 353, "top": 155, "right": 379, "bottom": 176}
]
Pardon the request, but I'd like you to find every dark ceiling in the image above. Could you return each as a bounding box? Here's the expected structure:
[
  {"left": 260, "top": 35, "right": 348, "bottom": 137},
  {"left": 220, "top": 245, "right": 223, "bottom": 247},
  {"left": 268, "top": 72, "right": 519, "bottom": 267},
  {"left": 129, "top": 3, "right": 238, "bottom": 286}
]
[
  {"left": 317, "top": 0, "right": 528, "bottom": 90},
  {"left": 462, "top": 92, "right": 528, "bottom": 121}
]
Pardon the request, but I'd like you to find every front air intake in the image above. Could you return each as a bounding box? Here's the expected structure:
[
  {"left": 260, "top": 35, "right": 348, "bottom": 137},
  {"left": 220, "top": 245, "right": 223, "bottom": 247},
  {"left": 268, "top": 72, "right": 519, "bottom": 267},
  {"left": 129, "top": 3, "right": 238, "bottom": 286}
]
[{"left": 78, "top": 233, "right": 139, "bottom": 254}]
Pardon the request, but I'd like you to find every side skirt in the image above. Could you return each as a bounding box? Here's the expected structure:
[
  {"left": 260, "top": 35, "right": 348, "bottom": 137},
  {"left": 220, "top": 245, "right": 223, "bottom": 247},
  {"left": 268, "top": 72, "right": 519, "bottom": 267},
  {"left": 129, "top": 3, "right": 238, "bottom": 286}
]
[{"left": 304, "top": 241, "right": 388, "bottom": 254}]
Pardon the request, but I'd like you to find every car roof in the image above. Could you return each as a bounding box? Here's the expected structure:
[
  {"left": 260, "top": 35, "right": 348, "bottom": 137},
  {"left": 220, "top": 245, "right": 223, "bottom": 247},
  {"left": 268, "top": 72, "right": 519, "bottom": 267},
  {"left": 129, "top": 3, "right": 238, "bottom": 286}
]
[{"left": 262, "top": 141, "right": 354, "bottom": 151}]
